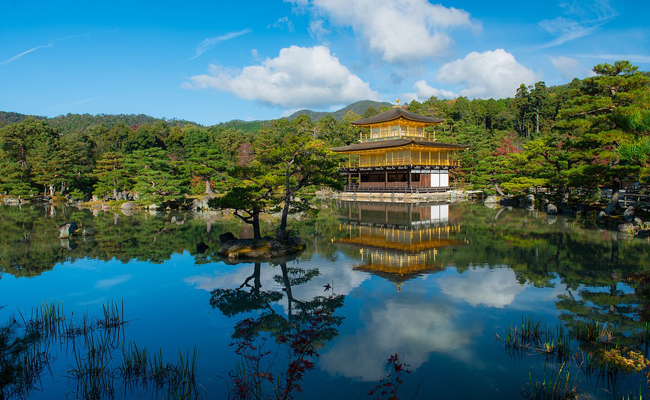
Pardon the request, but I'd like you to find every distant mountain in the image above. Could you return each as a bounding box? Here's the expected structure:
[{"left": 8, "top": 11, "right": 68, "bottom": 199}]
[
  {"left": 1, "top": 99, "right": 394, "bottom": 133},
  {"left": 288, "top": 100, "right": 393, "bottom": 121},
  {"left": 0, "top": 112, "right": 197, "bottom": 132},
  {"left": 213, "top": 119, "right": 268, "bottom": 133},
  {"left": 0, "top": 111, "right": 46, "bottom": 127}
]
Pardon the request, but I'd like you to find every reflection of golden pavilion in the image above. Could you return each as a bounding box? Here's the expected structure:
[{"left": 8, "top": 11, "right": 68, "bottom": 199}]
[{"left": 335, "top": 202, "right": 465, "bottom": 291}]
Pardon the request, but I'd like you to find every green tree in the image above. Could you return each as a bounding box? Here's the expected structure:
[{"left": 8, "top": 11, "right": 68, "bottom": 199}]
[
  {"left": 92, "top": 152, "right": 130, "bottom": 198},
  {"left": 125, "top": 148, "right": 186, "bottom": 202},
  {"left": 208, "top": 185, "right": 274, "bottom": 240},
  {"left": 555, "top": 60, "right": 650, "bottom": 195},
  {"left": 256, "top": 120, "right": 340, "bottom": 240}
]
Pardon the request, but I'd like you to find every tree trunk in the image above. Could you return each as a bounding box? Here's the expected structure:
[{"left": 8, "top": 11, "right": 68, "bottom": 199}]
[
  {"left": 280, "top": 263, "right": 293, "bottom": 318},
  {"left": 253, "top": 263, "right": 262, "bottom": 296},
  {"left": 277, "top": 192, "right": 291, "bottom": 240},
  {"left": 276, "top": 161, "right": 293, "bottom": 241},
  {"left": 205, "top": 178, "right": 212, "bottom": 194},
  {"left": 252, "top": 209, "right": 261, "bottom": 240}
]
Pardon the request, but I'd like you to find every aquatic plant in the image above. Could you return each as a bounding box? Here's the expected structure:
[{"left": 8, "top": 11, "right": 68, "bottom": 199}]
[
  {"left": 594, "top": 348, "right": 650, "bottom": 375},
  {"left": 572, "top": 320, "right": 612, "bottom": 344},
  {"left": 0, "top": 318, "right": 51, "bottom": 399},
  {"left": 524, "top": 361, "right": 581, "bottom": 400},
  {"left": 1, "top": 300, "right": 200, "bottom": 400},
  {"left": 504, "top": 316, "right": 573, "bottom": 360}
]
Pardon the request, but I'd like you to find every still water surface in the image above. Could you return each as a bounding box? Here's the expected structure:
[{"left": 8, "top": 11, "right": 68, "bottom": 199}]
[{"left": 1, "top": 202, "right": 649, "bottom": 399}]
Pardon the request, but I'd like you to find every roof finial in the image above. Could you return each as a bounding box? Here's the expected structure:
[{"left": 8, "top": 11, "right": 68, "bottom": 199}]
[{"left": 393, "top": 99, "right": 402, "bottom": 108}]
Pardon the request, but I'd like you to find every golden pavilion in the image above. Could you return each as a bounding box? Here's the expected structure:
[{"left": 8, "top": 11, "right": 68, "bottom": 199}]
[{"left": 331, "top": 104, "right": 469, "bottom": 192}]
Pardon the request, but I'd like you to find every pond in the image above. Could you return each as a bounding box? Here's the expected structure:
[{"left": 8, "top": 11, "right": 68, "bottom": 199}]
[{"left": 1, "top": 201, "right": 650, "bottom": 399}]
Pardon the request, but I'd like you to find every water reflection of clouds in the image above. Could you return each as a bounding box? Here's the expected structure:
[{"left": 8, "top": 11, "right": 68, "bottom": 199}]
[
  {"left": 320, "top": 295, "right": 475, "bottom": 381},
  {"left": 437, "top": 268, "right": 526, "bottom": 308},
  {"left": 95, "top": 274, "right": 132, "bottom": 290},
  {"left": 184, "top": 257, "right": 369, "bottom": 301}
]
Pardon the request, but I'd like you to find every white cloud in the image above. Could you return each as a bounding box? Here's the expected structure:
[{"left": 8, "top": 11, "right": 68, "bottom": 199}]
[
  {"left": 1, "top": 33, "right": 89, "bottom": 66},
  {"left": 286, "top": 0, "right": 480, "bottom": 63},
  {"left": 1, "top": 44, "right": 52, "bottom": 65},
  {"left": 183, "top": 45, "right": 379, "bottom": 109},
  {"left": 538, "top": 0, "right": 618, "bottom": 48},
  {"left": 308, "top": 19, "right": 330, "bottom": 40},
  {"left": 320, "top": 296, "right": 475, "bottom": 381},
  {"left": 95, "top": 274, "right": 132, "bottom": 290},
  {"left": 549, "top": 56, "right": 594, "bottom": 81},
  {"left": 438, "top": 268, "right": 526, "bottom": 308},
  {"left": 269, "top": 16, "right": 295, "bottom": 32},
  {"left": 427, "top": 49, "right": 538, "bottom": 99},
  {"left": 409, "top": 79, "right": 457, "bottom": 100},
  {"left": 192, "top": 29, "right": 252, "bottom": 59}
]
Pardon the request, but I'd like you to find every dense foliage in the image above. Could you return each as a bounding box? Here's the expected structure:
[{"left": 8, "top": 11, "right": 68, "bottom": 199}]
[
  {"left": 419, "top": 60, "right": 650, "bottom": 199},
  {"left": 1, "top": 61, "right": 648, "bottom": 204}
]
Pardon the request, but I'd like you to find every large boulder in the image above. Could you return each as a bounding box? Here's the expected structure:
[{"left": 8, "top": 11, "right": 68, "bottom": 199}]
[
  {"left": 484, "top": 195, "right": 498, "bottom": 204},
  {"left": 217, "top": 236, "right": 307, "bottom": 260},
  {"left": 192, "top": 194, "right": 218, "bottom": 211},
  {"left": 121, "top": 201, "right": 136, "bottom": 211},
  {"left": 219, "top": 232, "right": 237, "bottom": 244},
  {"left": 618, "top": 223, "right": 635, "bottom": 233},
  {"left": 547, "top": 204, "right": 558, "bottom": 215},
  {"left": 624, "top": 206, "right": 635, "bottom": 222},
  {"left": 59, "top": 222, "right": 79, "bottom": 238},
  {"left": 3, "top": 198, "right": 20, "bottom": 206},
  {"left": 196, "top": 241, "right": 209, "bottom": 254}
]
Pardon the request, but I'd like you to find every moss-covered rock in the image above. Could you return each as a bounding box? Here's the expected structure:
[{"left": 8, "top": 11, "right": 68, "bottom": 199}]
[{"left": 217, "top": 232, "right": 306, "bottom": 260}]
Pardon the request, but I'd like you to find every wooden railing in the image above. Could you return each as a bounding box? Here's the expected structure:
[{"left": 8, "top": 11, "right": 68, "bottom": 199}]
[
  {"left": 343, "top": 185, "right": 449, "bottom": 193},
  {"left": 601, "top": 188, "right": 650, "bottom": 208},
  {"left": 360, "top": 131, "right": 436, "bottom": 141},
  {"left": 339, "top": 159, "right": 460, "bottom": 168}
]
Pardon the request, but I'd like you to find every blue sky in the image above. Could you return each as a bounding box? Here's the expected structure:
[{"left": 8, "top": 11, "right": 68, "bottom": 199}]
[{"left": 1, "top": 0, "right": 649, "bottom": 125}]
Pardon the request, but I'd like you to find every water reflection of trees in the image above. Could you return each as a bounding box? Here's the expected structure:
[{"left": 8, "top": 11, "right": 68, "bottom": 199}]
[
  {"left": 209, "top": 261, "right": 345, "bottom": 399},
  {"left": 327, "top": 201, "right": 650, "bottom": 366},
  {"left": 0, "top": 205, "right": 241, "bottom": 277}
]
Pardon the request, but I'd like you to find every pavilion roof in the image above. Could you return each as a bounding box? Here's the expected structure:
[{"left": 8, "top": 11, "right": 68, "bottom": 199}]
[
  {"left": 336, "top": 236, "right": 464, "bottom": 253},
  {"left": 351, "top": 107, "right": 444, "bottom": 126},
  {"left": 352, "top": 264, "right": 445, "bottom": 284},
  {"left": 330, "top": 138, "right": 469, "bottom": 153}
]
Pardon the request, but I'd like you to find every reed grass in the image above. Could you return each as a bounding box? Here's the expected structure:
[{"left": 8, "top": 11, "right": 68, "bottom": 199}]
[
  {"left": 525, "top": 361, "right": 581, "bottom": 400},
  {"left": 3, "top": 299, "right": 201, "bottom": 400},
  {"left": 504, "top": 316, "right": 573, "bottom": 359},
  {"left": 573, "top": 320, "right": 612, "bottom": 344}
]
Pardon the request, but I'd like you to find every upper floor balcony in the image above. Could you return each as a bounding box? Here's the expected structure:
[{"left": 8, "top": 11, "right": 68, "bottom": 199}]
[
  {"left": 360, "top": 125, "right": 436, "bottom": 142},
  {"left": 339, "top": 158, "right": 461, "bottom": 169}
]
